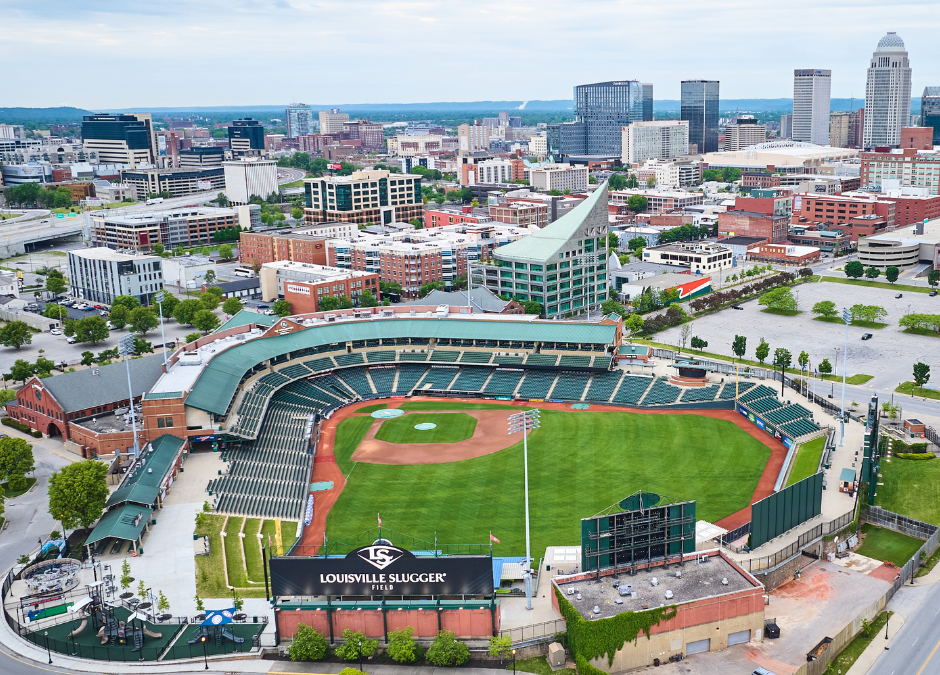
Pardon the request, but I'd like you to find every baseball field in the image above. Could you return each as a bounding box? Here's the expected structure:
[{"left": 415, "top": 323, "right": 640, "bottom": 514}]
[{"left": 319, "top": 401, "right": 777, "bottom": 557}]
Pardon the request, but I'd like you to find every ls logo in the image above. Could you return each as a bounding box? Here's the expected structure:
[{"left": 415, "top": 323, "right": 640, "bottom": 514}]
[{"left": 357, "top": 545, "right": 405, "bottom": 570}]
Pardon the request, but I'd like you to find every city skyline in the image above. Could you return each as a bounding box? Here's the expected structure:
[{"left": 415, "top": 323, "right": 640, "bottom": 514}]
[{"left": 3, "top": 1, "right": 940, "bottom": 108}]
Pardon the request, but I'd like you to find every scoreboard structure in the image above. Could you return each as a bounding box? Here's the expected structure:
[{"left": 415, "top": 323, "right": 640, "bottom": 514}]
[{"left": 581, "top": 491, "right": 696, "bottom": 575}]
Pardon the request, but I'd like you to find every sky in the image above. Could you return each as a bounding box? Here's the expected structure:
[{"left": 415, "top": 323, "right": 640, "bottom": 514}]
[{"left": 4, "top": 0, "right": 940, "bottom": 109}]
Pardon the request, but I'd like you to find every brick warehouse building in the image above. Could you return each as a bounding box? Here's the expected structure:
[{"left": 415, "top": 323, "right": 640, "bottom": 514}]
[
  {"left": 794, "top": 193, "right": 895, "bottom": 241},
  {"left": 238, "top": 230, "right": 331, "bottom": 269},
  {"left": 716, "top": 209, "right": 789, "bottom": 243},
  {"left": 259, "top": 260, "right": 380, "bottom": 312}
]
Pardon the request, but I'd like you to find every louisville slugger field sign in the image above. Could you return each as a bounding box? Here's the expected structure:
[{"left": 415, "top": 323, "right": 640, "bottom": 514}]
[{"left": 270, "top": 544, "right": 493, "bottom": 596}]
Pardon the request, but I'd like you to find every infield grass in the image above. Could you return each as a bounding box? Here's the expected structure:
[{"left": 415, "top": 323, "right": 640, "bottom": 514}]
[
  {"left": 785, "top": 437, "right": 826, "bottom": 487},
  {"left": 327, "top": 410, "right": 771, "bottom": 556},
  {"left": 355, "top": 403, "right": 388, "bottom": 413},
  {"left": 856, "top": 523, "right": 923, "bottom": 567},
  {"left": 876, "top": 455, "right": 940, "bottom": 526},
  {"left": 375, "top": 413, "right": 476, "bottom": 444}
]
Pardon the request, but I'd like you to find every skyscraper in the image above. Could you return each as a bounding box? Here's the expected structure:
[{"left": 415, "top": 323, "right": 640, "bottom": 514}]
[
  {"left": 642, "top": 83, "right": 654, "bottom": 121},
  {"left": 81, "top": 113, "right": 157, "bottom": 167},
  {"left": 863, "top": 32, "right": 912, "bottom": 148},
  {"left": 779, "top": 114, "right": 792, "bottom": 139},
  {"left": 285, "top": 103, "right": 315, "bottom": 139},
  {"left": 574, "top": 80, "right": 646, "bottom": 155},
  {"left": 922, "top": 87, "right": 940, "bottom": 144},
  {"left": 792, "top": 69, "right": 831, "bottom": 145},
  {"left": 680, "top": 80, "right": 719, "bottom": 154},
  {"left": 228, "top": 118, "right": 265, "bottom": 157}
]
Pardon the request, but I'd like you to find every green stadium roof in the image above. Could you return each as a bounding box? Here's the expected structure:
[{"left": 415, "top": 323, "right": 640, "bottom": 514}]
[
  {"left": 186, "top": 318, "right": 618, "bottom": 415},
  {"left": 492, "top": 183, "right": 608, "bottom": 263},
  {"left": 219, "top": 310, "right": 276, "bottom": 331},
  {"left": 86, "top": 504, "right": 152, "bottom": 545}
]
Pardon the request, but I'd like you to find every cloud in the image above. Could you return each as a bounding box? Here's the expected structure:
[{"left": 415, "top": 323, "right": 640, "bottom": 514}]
[{"left": 2, "top": 0, "right": 940, "bottom": 107}]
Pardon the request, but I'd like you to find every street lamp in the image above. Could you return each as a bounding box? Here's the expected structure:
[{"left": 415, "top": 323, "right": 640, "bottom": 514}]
[
  {"left": 44, "top": 630, "right": 51, "bottom": 663},
  {"left": 884, "top": 613, "right": 890, "bottom": 650},
  {"left": 512, "top": 648, "right": 517, "bottom": 675},
  {"left": 509, "top": 409, "right": 540, "bottom": 611},
  {"left": 154, "top": 290, "right": 168, "bottom": 370},
  {"left": 118, "top": 334, "right": 141, "bottom": 458},
  {"left": 840, "top": 307, "right": 851, "bottom": 447},
  {"left": 201, "top": 634, "right": 209, "bottom": 669},
  {"left": 358, "top": 639, "right": 363, "bottom": 674}
]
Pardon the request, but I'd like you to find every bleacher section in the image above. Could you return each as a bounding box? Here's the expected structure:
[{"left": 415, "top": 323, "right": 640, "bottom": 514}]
[
  {"left": 586, "top": 371, "right": 623, "bottom": 401},
  {"left": 495, "top": 355, "right": 524, "bottom": 365},
  {"left": 765, "top": 404, "right": 812, "bottom": 426},
  {"left": 450, "top": 367, "right": 492, "bottom": 392},
  {"left": 679, "top": 385, "right": 720, "bottom": 403},
  {"left": 749, "top": 396, "right": 783, "bottom": 414},
  {"left": 459, "top": 351, "right": 493, "bottom": 364},
  {"left": 334, "top": 353, "right": 365, "bottom": 367},
  {"left": 335, "top": 367, "right": 374, "bottom": 397},
  {"left": 640, "top": 379, "right": 682, "bottom": 405},
  {"left": 417, "top": 367, "right": 459, "bottom": 390},
  {"left": 739, "top": 384, "right": 777, "bottom": 403},
  {"left": 718, "top": 381, "right": 755, "bottom": 399},
  {"left": 304, "top": 356, "right": 336, "bottom": 372},
  {"left": 550, "top": 372, "right": 591, "bottom": 400},
  {"left": 525, "top": 354, "right": 559, "bottom": 366},
  {"left": 559, "top": 354, "right": 592, "bottom": 368},
  {"left": 277, "top": 363, "right": 311, "bottom": 380},
  {"left": 516, "top": 370, "right": 558, "bottom": 399},
  {"left": 429, "top": 350, "right": 460, "bottom": 363},
  {"left": 612, "top": 375, "right": 654, "bottom": 405},
  {"left": 780, "top": 418, "right": 821, "bottom": 438},
  {"left": 394, "top": 365, "right": 428, "bottom": 393},
  {"left": 482, "top": 369, "right": 525, "bottom": 396},
  {"left": 209, "top": 400, "right": 311, "bottom": 519},
  {"left": 399, "top": 352, "right": 429, "bottom": 362},
  {"left": 365, "top": 351, "right": 396, "bottom": 363},
  {"left": 368, "top": 367, "right": 397, "bottom": 394}
]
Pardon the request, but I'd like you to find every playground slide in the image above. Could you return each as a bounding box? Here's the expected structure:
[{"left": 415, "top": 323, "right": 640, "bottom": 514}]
[
  {"left": 142, "top": 627, "right": 162, "bottom": 639},
  {"left": 220, "top": 629, "right": 244, "bottom": 643},
  {"left": 96, "top": 626, "right": 108, "bottom": 644},
  {"left": 69, "top": 618, "right": 87, "bottom": 638}
]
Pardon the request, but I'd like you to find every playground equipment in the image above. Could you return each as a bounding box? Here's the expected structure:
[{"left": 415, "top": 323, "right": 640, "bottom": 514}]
[
  {"left": 65, "top": 583, "right": 163, "bottom": 652},
  {"left": 69, "top": 618, "right": 88, "bottom": 638},
  {"left": 187, "top": 608, "right": 244, "bottom": 647},
  {"left": 22, "top": 558, "right": 81, "bottom": 594}
]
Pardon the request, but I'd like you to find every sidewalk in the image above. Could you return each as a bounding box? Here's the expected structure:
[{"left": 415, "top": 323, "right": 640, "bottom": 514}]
[
  {"left": 270, "top": 664, "right": 504, "bottom": 675},
  {"left": 846, "top": 613, "right": 904, "bottom": 675}
]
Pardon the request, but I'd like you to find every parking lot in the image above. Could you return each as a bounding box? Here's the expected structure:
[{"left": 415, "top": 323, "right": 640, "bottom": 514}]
[{"left": 658, "top": 277, "right": 940, "bottom": 395}]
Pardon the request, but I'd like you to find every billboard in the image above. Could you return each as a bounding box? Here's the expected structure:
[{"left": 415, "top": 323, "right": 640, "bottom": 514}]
[
  {"left": 270, "top": 544, "right": 493, "bottom": 597},
  {"left": 328, "top": 163, "right": 343, "bottom": 170},
  {"left": 198, "top": 180, "right": 213, "bottom": 190}
]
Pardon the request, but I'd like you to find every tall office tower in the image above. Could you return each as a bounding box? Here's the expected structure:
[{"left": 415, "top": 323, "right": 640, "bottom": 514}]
[
  {"left": 864, "top": 32, "right": 912, "bottom": 148},
  {"left": 81, "top": 113, "right": 157, "bottom": 167},
  {"left": 227, "top": 118, "right": 265, "bottom": 157},
  {"left": 573, "top": 80, "right": 646, "bottom": 155},
  {"left": 723, "top": 116, "right": 766, "bottom": 151},
  {"left": 285, "top": 103, "right": 315, "bottom": 138},
  {"left": 680, "top": 80, "right": 720, "bottom": 154},
  {"left": 793, "top": 69, "right": 832, "bottom": 145},
  {"left": 642, "top": 83, "right": 654, "bottom": 121},
  {"left": 319, "top": 108, "right": 349, "bottom": 135},
  {"left": 779, "top": 114, "right": 793, "bottom": 139},
  {"left": 922, "top": 87, "right": 940, "bottom": 144},
  {"left": 829, "top": 111, "right": 853, "bottom": 147}
]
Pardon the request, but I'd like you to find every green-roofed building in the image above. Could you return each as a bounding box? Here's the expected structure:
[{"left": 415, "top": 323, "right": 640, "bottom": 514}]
[{"left": 473, "top": 183, "right": 609, "bottom": 318}]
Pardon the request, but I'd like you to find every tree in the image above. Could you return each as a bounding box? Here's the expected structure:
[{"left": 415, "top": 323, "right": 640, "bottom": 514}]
[
  {"left": 174, "top": 299, "right": 205, "bottom": 325},
  {"left": 608, "top": 173, "right": 627, "bottom": 191},
  {"left": 0, "top": 321, "right": 32, "bottom": 350},
  {"left": 819, "top": 358, "right": 832, "bottom": 375},
  {"left": 137, "top": 579, "right": 147, "bottom": 599},
  {"left": 200, "top": 246, "right": 210, "bottom": 257},
  {"left": 627, "top": 236, "right": 646, "bottom": 251},
  {"left": 645, "top": 175, "right": 657, "bottom": 188},
  {"left": 690, "top": 336, "right": 708, "bottom": 351},
  {"left": 606, "top": 231, "right": 620, "bottom": 250},
  {"left": 812, "top": 300, "right": 837, "bottom": 319},
  {"left": 46, "top": 271, "right": 67, "bottom": 296},
  {"left": 521, "top": 300, "right": 542, "bottom": 315},
  {"left": 755, "top": 338, "right": 770, "bottom": 364},
  {"left": 626, "top": 194, "right": 648, "bottom": 216},
  {"left": 419, "top": 280, "right": 445, "bottom": 297},
  {"left": 844, "top": 260, "right": 864, "bottom": 279},
  {"left": 80, "top": 351, "right": 94, "bottom": 366},
  {"left": 157, "top": 590, "right": 170, "bottom": 614},
  {"left": 602, "top": 299, "right": 626, "bottom": 317},
  {"left": 120, "top": 559, "right": 132, "bottom": 591},
  {"left": 679, "top": 323, "right": 691, "bottom": 351},
  {"left": 205, "top": 286, "right": 224, "bottom": 299},
  {"left": 623, "top": 313, "right": 644, "bottom": 337},
  {"left": 204, "top": 269, "right": 217, "bottom": 285},
  {"left": 218, "top": 244, "right": 234, "bottom": 260},
  {"left": 865, "top": 266, "right": 881, "bottom": 279},
  {"left": 193, "top": 309, "right": 221, "bottom": 334},
  {"left": 34, "top": 356, "right": 55, "bottom": 376},
  {"left": 185, "top": 332, "right": 202, "bottom": 344},
  {"left": 132, "top": 337, "right": 153, "bottom": 354},
  {"left": 732, "top": 335, "right": 747, "bottom": 361},
  {"left": 426, "top": 630, "right": 469, "bottom": 667},
  {"left": 111, "top": 295, "right": 141, "bottom": 312},
  {"left": 335, "top": 629, "right": 378, "bottom": 662},
  {"left": 0, "top": 437, "right": 35, "bottom": 483},
  {"left": 625, "top": 173, "right": 639, "bottom": 189},
  {"left": 128, "top": 307, "right": 158, "bottom": 335},
  {"left": 798, "top": 350, "right": 810, "bottom": 370},
  {"left": 409, "top": 218, "right": 424, "bottom": 229},
  {"left": 758, "top": 287, "right": 797, "bottom": 312},
  {"left": 288, "top": 624, "right": 330, "bottom": 661},
  {"left": 74, "top": 316, "right": 109, "bottom": 344},
  {"left": 388, "top": 626, "right": 419, "bottom": 663},
  {"left": 43, "top": 304, "right": 66, "bottom": 320},
  {"left": 152, "top": 243, "right": 165, "bottom": 255},
  {"left": 194, "top": 595, "right": 204, "bottom": 612},
  {"left": 318, "top": 296, "right": 340, "bottom": 312},
  {"left": 273, "top": 299, "right": 292, "bottom": 317},
  {"left": 108, "top": 305, "right": 128, "bottom": 329},
  {"left": 929, "top": 269, "right": 940, "bottom": 287},
  {"left": 152, "top": 291, "right": 179, "bottom": 319},
  {"left": 48, "top": 460, "right": 109, "bottom": 530},
  {"left": 487, "top": 634, "right": 512, "bottom": 661},
  {"left": 222, "top": 297, "right": 243, "bottom": 315},
  {"left": 199, "top": 292, "right": 220, "bottom": 312},
  {"left": 913, "top": 361, "right": 931, "bottom": 395},
  {"left": 885, "top": 266, "right": 899, "bottom": 284},
  {"left": 290, "top": 207, "right": 304, "bottom": 219},
  {"left": 773, "top": 347, "right": 792, "bottom": 394},
  {"left": 359, "top": 289, "right": 378, "bottom": 308}
]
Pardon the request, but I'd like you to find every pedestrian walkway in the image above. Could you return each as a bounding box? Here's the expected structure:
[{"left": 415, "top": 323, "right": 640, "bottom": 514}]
[{"left": 846, "top": 613, "right": 904, "bottom": 675}]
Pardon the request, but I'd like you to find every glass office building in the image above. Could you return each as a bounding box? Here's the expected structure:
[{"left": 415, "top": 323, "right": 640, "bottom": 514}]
[
  {"left": 680, "top": 80, "right": 720, "bottom": 154},
  {"left": 922, "top": 87, "right": 940, "bottom": 145}
]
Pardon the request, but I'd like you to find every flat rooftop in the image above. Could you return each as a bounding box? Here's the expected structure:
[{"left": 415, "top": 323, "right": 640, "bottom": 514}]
[
  {"left": 556, "top": 551, "right": 757, "bottom": 620},
  {"left": 66, "top": 247, "right": 159, "bottom": 262}
]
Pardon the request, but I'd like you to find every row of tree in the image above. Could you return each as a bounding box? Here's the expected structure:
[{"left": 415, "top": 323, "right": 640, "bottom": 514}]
[
  {"left": 689, "top": 271, "right": 798, "bottom": 314},
  {"left": 288, "top": 625, "right": 470, "bottom": 667},
  {"left": 812, "top": 301, "right": 887, "bottom": 324},
  {"left": 3, "top": 183, "right": 74, "bottom": 209}
]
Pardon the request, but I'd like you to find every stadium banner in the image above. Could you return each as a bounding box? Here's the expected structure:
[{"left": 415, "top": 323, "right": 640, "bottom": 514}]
[
  {"left": 270, "top": 544, "right": 493, "bottom": 597},
  {"left": 782, "top": 437, "right": 793, "bottom": 448},
  {"left": 755, "top": 417, "right": 765, "bottom": 430},
  {"left": 739, "top": 406, "right": 748, "bottom": 417}
]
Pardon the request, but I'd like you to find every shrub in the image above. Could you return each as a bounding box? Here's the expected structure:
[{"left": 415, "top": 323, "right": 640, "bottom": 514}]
[
  {"left": 2, "top": 418, "right": 33, "bottom": 434},
  {"left": 287, "top": 624, "right": 330, "bottom": 661},
  {"left": 31, "top": 431, "right": 42, "bottom": 438},
  {"left": 896, "top": 453, "right": 935, "bottom": 460},
  {"left": 339, "top": 669, "right": 366, "bottom": 675},
  {"left": 388, "top": 626, "right": 419, "bottom": 663},
  {"left": 334, "top": 629, "right": 378, "bottom": 662},
  {"left": 426, "top": 630, "right": 470, "bottom": 667}
]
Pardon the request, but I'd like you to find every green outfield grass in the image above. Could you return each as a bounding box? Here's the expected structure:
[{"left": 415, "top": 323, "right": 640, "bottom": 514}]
[
  {"left": 375, "top": 413, "right": 477, "bottom": 444},
  {"left": 876, "top": 455, "right": 940, "bottom": 526},
  {"left": 326, "top": 410, "right": 771, "bottom": 556},
  {"left": 354, "top": 403, "right": 388, "bottom": 413},
  {"left": 785, "top": 437, "right": 826, "bottom": 487},
  {"left": 856, "top": 523, "right": 924, "bottom": 567},
  {"left": 399, "top": 401, "right": 531, "bottom": 411},
  {"left": 335, "top": 416, "right": 375, "bottom": 475}
]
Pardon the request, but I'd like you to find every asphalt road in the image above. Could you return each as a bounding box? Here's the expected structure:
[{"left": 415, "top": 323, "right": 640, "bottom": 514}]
[{"left": 869, "top": 580, "right": 940, "bottom": 675}]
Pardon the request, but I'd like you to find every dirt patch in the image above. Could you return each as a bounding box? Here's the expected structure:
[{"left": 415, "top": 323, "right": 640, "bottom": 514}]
[
  {"left": 868, "top": 563, "right": 902, "bottom": 583},
  {"left": 351, "top": 410, "right": 519, "bottom": 465}
]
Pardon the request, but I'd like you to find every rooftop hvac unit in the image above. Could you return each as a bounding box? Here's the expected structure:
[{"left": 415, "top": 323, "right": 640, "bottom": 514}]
[
  {"left": 651, "top": 577, "right": 658, "bottom": 586},
  {"left": 664, "top": 590, "right": 674, "bottom": 600},
  {"left": 722, "top": 578, "right": 729, "bottom": 585}
]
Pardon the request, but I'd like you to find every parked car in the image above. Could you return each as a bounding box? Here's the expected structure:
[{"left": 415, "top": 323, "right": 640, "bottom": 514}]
[
  {"left": 263, "top": 309, "right": 276, "bottom": 315},
  {"left": 66, "top": 336, "right": 77, "bottom": 344},
  {"left": 84, "top": 305, "right": 96, "bottom": 311},
  {"left": 732, "top": 305, "right": 744, "bottom": 310},
  {"left": 931, "top": 290, "right": 938, "bottom": 297},
  {"left": 861, "top": 333, "right": 873, "bottom": 340},
  {"left": 50, "top": 328, "right": 62, "bottom": 335},
  {"left": 257, "top": 304, "right": 269, "bottom": 309},
  {"left": 99, "top": 311, "right": 108, "bottom": 317},
  {"left": 895, "top": 293, "right": 903, "bottom": 298}
]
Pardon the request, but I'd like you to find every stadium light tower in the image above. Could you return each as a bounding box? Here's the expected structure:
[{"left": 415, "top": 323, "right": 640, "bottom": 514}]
[
  {"left": 508, "top": 408, "right": 540, "bottom": 610},
  {"left": 118, "top": 334, "right": 141, "bottom": 458},
  {"left": 154, "top": 290, "right": 168, "bottom": 370},
  {"left": 840, "top": 307, "right": 851, "bottom": 447}
]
